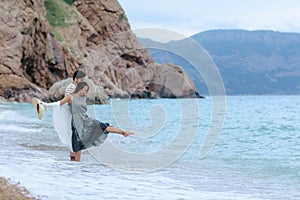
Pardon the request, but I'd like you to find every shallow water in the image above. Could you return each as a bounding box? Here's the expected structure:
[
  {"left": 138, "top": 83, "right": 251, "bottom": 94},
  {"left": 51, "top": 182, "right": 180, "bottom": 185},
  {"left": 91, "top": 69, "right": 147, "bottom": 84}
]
[{"left": 0, "top": 96, "right": 299, "bottom": 199}]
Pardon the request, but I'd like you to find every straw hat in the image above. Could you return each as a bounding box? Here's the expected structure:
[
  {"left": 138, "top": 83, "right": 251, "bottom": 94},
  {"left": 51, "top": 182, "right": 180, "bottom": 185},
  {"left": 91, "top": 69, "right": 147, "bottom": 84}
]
[{"left": 32, "top": 97, "right": 45, "bottom": 120}]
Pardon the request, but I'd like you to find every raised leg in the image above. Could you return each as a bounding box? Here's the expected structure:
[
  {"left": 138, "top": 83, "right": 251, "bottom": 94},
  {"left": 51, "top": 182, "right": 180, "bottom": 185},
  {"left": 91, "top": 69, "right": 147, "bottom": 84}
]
[{"left": 105, "top": 126, "right": 134, "bottom": 137}]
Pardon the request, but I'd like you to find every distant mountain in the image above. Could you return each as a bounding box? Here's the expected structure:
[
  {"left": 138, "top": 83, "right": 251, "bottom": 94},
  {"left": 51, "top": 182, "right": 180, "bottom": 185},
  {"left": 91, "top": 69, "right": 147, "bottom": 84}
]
[{"left": 139, "top": 30, "right": 300, "bottom": 95}]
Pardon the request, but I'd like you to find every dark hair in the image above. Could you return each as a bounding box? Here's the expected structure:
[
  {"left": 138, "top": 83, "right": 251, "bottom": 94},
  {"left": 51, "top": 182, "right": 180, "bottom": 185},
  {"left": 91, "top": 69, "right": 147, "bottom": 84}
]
[
  {"left": 73, "top": 70, "right": 86, "bottom": 80},
  {"left": 73, "top": 82, "right": 89, "bottom": 94}
]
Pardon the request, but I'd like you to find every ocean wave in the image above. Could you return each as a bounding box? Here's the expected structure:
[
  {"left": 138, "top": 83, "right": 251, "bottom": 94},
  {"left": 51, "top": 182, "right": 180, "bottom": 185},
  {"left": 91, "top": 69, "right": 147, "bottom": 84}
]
[
  {"left": 0, "top": 124, "right": 40, "bottom": 134},
  {"left": 19, "top": 143, "right": 67, "bottom": 151}
]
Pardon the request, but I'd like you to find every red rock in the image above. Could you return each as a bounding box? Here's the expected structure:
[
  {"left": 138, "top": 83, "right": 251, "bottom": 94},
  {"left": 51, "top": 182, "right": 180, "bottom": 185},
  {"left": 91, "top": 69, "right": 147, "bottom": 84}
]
[{"left": 0, "top": 0, "right": 198, "bottom": 102}]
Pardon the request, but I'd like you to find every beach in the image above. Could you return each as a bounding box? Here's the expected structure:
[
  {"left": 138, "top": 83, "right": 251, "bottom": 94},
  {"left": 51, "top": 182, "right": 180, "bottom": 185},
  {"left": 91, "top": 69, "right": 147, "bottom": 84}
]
[{"left": 0, "top": 177, "right": 37, "bottom": 200}]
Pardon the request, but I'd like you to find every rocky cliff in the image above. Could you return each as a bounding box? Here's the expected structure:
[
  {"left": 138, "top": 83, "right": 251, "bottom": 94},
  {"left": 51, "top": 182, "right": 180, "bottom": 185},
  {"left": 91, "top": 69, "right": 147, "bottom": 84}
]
[{"left": 0, "top": 0, "right": 198, "bottom": 102}]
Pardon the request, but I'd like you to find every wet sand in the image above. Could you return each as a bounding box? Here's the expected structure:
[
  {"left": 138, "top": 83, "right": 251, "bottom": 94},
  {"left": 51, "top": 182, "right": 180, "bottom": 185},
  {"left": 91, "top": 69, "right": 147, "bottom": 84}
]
[{"left": 0, "top": 177, "right": 37, "bottom": 200}]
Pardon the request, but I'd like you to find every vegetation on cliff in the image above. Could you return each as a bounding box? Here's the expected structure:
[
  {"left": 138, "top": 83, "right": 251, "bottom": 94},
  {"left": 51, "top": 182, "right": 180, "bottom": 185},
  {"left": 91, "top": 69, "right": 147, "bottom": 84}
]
[{"left": 44, "top": 0, "right": 77, "bottom": 27}]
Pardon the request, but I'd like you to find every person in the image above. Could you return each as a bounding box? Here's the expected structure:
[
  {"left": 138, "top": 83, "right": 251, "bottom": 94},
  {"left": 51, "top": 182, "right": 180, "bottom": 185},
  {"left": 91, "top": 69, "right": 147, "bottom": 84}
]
[
  {"left": 65, "top": 70, "right": 86, "bottom": 161},
  {"left": 41, "top": 82, "right": 134, "bottom": 161},
  {"left": 65, "top": 70, "right": 86, "bottom": 96}
]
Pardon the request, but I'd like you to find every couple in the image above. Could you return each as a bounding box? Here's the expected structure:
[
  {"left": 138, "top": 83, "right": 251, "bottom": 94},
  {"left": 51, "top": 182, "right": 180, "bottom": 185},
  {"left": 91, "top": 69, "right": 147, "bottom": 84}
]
[{"left": 34, "top": 72, "right": 134, "bottom": 162}]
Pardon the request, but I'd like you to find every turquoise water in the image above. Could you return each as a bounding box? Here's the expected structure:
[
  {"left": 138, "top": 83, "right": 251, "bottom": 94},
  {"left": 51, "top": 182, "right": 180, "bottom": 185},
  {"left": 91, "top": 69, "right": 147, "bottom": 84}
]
[{"left": 0, "top": 96, "right": 299, "bottom": 199}]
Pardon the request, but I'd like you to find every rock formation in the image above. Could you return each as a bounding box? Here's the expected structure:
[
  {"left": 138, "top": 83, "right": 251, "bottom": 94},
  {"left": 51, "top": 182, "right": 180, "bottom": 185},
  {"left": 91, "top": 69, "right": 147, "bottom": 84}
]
[{"left": 0, "top": 0, "right": 198, "bottom": 103}]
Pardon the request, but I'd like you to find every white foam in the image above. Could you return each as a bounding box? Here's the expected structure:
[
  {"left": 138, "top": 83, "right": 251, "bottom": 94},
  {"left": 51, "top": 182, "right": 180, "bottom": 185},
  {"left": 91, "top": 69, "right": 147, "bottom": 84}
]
[
  {"left": 0, "top": 124, "right": 39, "bottom": 134},
  {"left": 0, "top": 110, "right": 36, "bottom": 124},
  {"left": 0, "top": 160, "right": 261, "bottom": 200}
]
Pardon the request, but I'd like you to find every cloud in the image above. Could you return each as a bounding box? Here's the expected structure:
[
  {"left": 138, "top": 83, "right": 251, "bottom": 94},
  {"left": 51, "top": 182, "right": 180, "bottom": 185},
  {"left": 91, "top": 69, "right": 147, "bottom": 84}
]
[{"left": 119, "top": 0, "right": 300, "bottom": 41}]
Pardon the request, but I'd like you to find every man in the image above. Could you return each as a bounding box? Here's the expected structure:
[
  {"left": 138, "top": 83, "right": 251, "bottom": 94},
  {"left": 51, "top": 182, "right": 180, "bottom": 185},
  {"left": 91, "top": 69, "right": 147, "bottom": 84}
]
[
  {"left": 65, "top": 70, "right": 86, "bottom": 161},
  {"left": 65, "top": 70, "right": 86, "bottom": 96}
]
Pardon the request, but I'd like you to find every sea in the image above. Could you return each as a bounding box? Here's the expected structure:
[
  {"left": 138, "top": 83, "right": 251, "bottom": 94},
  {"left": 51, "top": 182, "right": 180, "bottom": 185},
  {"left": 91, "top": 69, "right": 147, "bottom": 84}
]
[{"left": 0, "top": 96, "right": 299, "bottom": 200}]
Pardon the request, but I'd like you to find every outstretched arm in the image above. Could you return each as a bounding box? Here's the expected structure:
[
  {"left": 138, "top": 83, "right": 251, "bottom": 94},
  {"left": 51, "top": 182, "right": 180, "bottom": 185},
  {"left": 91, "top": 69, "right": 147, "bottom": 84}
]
[{"left": 42, "top": 95, "right": 72, "bottom": 107}]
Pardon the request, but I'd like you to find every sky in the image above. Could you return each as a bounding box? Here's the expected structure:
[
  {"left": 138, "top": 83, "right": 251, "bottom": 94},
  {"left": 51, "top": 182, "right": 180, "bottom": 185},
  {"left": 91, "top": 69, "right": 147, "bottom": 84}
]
[{"left": 118, "top": 0, "right": 300, "bottom": 42}]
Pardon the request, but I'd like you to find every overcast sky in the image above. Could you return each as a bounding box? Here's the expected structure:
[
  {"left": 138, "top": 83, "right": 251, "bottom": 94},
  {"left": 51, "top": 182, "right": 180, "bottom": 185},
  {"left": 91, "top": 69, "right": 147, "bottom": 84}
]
[{"left": 118, "top": 0, "right": 300, "bottom": 42}]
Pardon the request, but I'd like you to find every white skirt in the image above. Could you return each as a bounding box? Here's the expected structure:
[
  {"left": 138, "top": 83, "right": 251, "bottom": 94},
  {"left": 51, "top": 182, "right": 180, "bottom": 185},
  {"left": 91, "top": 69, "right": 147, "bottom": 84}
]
[{"left": 52, "top": 103, "right": 73, "bottom": 152}]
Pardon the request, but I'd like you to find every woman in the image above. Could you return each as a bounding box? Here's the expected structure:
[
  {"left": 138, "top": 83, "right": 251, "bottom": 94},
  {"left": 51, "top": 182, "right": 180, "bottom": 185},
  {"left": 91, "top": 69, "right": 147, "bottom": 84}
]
[{"left": 40, "top": 81, "right": 134, "bottom": 161}]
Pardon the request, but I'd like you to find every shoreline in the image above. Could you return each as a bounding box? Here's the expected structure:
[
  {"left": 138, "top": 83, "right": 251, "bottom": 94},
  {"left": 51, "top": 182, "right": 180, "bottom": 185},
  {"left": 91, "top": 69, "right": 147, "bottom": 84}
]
[{"left": 0, "top": 177, "right": 38, "bottom": 200}]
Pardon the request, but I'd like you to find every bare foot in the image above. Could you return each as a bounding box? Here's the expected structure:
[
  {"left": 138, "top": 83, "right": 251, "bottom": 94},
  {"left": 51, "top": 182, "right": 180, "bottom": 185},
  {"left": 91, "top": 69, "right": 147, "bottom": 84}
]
[{"left": 122, "top": 131, "right": 134, "bottom": 137}]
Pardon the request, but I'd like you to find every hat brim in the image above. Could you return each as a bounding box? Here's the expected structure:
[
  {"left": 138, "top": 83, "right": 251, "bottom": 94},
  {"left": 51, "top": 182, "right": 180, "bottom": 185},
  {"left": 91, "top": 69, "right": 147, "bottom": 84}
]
[{"left": 32, "top": 97, "right": 45, "bottom": 120}]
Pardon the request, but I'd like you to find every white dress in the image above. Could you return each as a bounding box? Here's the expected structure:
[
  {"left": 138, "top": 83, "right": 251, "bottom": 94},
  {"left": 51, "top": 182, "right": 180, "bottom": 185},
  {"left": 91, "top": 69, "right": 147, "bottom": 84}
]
[
  {"left": 51, "top": 82, "right": 75, "bottom": 151},
  {"left": 51, "top": 102, "right": 73, "bottom": 151}
]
